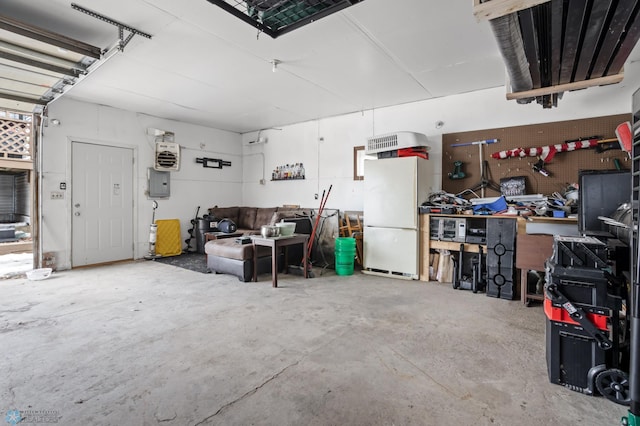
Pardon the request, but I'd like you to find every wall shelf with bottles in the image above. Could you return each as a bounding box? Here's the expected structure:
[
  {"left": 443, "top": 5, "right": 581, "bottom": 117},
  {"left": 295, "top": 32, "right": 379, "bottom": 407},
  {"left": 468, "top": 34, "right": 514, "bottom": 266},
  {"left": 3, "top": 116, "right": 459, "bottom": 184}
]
[{"left": 271, "top": 163, "right": 305, "bottom": 181}]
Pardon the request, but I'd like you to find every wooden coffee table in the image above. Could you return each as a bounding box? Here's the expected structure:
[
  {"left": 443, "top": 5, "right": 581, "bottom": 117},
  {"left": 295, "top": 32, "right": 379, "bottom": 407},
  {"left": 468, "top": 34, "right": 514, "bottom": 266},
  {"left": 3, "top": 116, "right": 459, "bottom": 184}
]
[{"left": 251, "top": 234, "right": 308, "bottom": 287}]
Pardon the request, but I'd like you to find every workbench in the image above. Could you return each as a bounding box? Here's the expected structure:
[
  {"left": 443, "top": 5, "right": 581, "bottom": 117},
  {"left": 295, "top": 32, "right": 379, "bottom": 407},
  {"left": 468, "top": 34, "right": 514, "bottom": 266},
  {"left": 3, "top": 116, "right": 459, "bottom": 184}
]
[
  {"left": 516, "top": 216, "right": 577, "bottom": 305},
  {"left": 419, "top": 213, "right": 578, "bottom": 304},
  {"left": 420, "top": 214, "right": 512, "bottom": 280}
]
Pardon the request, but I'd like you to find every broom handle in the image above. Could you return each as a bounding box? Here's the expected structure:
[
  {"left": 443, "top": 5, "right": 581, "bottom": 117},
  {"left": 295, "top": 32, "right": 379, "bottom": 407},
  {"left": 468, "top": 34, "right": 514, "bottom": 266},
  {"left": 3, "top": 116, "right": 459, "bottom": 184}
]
[
  {"left": 307, "top": 190, "right": 325, "bottom": 253},
  {"left": 307, "top": 185, "right": 332, "bottom": 255},
  {"left": 319, "top": 185, "right": 332, "bottom": 214}
]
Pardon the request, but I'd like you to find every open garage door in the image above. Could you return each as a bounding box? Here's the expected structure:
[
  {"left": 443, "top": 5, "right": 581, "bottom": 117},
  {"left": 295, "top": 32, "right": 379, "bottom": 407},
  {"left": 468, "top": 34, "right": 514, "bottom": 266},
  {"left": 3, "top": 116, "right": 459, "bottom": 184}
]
[{"left": 0, "top": 13, "right": 100, "bottom": 114}]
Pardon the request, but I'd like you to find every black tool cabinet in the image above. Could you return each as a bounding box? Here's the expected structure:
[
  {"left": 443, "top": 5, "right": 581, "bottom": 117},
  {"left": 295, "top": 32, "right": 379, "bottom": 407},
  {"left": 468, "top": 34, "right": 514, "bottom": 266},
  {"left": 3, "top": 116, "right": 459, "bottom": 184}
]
[{"left": 627, "top": 88, "right": 640, "bottom": 422}]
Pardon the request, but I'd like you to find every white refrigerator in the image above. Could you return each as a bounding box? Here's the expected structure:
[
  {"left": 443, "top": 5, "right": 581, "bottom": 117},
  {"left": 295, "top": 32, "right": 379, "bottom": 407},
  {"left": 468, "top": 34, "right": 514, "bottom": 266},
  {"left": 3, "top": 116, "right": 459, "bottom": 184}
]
[{"left": 363, "top": 156, "right": 432, "bottom": 279}]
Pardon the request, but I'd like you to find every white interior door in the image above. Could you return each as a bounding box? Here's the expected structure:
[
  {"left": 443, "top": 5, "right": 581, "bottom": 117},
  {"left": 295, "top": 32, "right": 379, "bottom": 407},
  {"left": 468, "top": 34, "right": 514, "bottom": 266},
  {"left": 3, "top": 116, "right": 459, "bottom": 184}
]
[{"left": 72, "top": 142, "right": 133, "bottom": 267}]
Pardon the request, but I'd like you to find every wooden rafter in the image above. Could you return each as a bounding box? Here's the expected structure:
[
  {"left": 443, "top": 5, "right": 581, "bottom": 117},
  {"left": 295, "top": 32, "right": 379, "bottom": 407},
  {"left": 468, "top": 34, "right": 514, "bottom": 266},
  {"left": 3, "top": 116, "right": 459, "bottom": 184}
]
[
  {"left": 505, "top": 72, "right": 624, "bottom": 100},
  {"left": 473, "top": 0, "right": 552, "bottom": 22},
  {"left": 0, "top": 159, "right": 32, "bottom": 170}
]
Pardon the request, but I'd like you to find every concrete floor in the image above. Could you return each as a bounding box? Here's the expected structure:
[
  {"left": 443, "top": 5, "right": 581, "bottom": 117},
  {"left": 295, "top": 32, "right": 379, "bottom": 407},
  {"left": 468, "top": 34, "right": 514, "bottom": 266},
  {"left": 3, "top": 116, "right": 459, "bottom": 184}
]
[{"left": 0, "top": 261, "right": 629, "bottom": 425}]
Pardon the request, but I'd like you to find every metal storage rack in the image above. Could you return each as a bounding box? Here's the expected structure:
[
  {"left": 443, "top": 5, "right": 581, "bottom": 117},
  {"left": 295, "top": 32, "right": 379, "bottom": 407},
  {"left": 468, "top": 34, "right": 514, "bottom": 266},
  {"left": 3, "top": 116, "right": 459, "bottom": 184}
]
[{"left": 626, "top": 88, "right": 640, "bottom": 424}]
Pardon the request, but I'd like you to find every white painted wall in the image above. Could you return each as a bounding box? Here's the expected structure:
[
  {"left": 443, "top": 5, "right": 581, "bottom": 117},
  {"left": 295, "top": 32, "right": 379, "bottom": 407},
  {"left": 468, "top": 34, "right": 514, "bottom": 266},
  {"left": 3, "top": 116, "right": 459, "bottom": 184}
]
[
  {"left": 42, "top": 98, "right": 242, "bottom": 269},
  {"left": 242, "top": 60, "right": 640, "bottom": 211},
  {"left": 241, "top": 113, "right": 373, "bottom": 210},
  {"left": 40, "top": 61, "right": 640, "bottom": 270}
]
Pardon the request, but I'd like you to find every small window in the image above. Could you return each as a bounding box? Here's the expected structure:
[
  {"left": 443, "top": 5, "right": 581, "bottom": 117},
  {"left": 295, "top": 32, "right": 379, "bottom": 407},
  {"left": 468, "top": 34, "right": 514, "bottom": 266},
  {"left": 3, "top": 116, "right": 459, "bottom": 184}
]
[{"left": 353, "top": 145, "right": 364, "bottom": 181}]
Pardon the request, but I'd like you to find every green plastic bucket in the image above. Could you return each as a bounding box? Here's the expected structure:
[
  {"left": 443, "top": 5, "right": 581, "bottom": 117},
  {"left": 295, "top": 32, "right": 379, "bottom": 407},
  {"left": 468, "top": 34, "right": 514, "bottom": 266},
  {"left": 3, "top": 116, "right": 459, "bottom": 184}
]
[
  {"left": 335, "top": 253, "right": 355, "bottom": 264},
  {"left": 335, "top": 237, "right": 356, "bottom": 275},
  {"left": 335, "top": 263, "right": 354, "bottom": 276},
  {"left": 335, "top": 237, "right": 356, "bottom": 249}
]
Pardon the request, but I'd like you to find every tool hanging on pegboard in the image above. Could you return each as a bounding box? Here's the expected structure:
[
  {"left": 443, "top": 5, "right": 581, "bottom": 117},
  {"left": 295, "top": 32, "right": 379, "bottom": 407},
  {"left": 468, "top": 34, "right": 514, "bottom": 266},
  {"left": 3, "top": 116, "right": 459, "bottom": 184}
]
[
  {"left": 450, "top": 138, "right": 499, "bottom": 148},
  {"left": 491, "top": 134, "right": 630, "bottom": 177},
  {"left": 491, "top": 137, "right": 605, "bottom": 162},
  {"left": 450, "top": 139, "right": 500, "bottom": 197},
  {"left": 448, "top": 161, "right": 466, "bottom": 180}
]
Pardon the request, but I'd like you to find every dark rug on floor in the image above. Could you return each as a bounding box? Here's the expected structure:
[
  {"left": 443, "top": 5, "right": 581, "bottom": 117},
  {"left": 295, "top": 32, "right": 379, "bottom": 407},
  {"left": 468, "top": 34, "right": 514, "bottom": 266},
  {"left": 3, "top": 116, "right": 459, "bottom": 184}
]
[{"left": 154, "top": 252, "right": 210, "bottom": 274}]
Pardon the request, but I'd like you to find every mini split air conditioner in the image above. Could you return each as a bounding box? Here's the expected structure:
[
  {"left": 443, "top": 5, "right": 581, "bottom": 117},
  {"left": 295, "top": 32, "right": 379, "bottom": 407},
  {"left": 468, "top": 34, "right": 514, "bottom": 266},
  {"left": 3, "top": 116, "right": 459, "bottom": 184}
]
[
  {"left": 365, "top": 131, "right": 429, "bottom": 155},
  {"left": 154, "top": 141, "right": 180, "bottom": 171}
]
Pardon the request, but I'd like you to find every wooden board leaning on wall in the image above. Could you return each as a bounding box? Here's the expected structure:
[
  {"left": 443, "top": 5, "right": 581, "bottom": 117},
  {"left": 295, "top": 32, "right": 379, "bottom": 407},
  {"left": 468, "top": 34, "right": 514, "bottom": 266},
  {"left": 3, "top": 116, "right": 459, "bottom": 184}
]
[{"left": 441, "top": 114, "right": 631, "bottom": 198}]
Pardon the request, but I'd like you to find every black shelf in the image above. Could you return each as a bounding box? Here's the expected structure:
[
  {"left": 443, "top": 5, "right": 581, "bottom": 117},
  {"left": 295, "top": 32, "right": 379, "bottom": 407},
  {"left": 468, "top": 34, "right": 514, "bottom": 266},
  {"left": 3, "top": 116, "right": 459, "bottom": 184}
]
[{"left": 271, "top": 177, "right": 305, "bottom": 181}]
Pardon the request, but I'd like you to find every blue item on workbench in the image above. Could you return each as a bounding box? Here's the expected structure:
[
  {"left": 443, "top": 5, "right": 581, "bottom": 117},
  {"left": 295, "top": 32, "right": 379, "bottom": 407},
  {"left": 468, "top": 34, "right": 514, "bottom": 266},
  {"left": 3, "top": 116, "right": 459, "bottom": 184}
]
[{"left": 473, "top": 196, "right": 508, "bottom": 214}]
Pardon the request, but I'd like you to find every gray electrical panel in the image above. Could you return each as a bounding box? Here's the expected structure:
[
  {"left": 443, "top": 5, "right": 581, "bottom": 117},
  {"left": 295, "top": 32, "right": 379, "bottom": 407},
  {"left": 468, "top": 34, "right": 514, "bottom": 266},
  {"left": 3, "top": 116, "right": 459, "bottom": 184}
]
[{"left": 148, "top": 167, "right": 170, "bottom": 198}]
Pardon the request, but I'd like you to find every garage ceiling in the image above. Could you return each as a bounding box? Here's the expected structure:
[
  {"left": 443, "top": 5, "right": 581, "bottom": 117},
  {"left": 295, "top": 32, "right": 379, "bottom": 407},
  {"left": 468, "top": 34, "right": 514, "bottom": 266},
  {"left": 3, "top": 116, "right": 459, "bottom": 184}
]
[{"left": 0, "top": 0, "right": 639, "bottom": 134}]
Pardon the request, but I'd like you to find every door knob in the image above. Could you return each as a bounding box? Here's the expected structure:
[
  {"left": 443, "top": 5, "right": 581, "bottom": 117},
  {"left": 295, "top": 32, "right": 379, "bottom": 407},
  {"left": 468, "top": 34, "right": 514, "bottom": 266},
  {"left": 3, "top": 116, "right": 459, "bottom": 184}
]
[
  {"left": 74, "top": 203, "right": 80, "bottom": 208},
  {"left": 74, "top": 212, "right": 80, "bottom": 216}
]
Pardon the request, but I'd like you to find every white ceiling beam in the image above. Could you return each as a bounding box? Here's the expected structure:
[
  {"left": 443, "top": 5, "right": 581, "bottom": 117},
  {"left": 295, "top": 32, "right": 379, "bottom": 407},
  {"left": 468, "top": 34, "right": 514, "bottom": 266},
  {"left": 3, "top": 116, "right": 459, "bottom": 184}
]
[{"left": 506, "top": 72, "right": 624, "bottom": 100}]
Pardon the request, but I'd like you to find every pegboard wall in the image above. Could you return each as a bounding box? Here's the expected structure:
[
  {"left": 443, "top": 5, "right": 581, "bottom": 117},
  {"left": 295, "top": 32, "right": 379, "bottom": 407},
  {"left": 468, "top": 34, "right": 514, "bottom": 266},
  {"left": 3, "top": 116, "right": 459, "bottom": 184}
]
[{"left": 442, "top": 114, "right": 631, "bottom": 198}]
